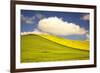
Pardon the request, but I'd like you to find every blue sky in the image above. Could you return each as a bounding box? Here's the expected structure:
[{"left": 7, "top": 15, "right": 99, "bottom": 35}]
[{"left": 21, "top": 10, "right": 89, "bottom": 40}]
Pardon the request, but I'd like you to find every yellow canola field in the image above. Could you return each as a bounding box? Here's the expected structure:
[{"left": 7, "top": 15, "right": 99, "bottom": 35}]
[{"left": 39, "top": 34, "right": 89, "bottom": 51}]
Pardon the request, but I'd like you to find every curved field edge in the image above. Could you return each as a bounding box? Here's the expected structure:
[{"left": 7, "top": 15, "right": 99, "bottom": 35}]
[
  {"left": 21, "top": 34, "right": 89, "bottom": 63},
  {"left": 38, "top": 34, "right": 89, "bottom": 51}
]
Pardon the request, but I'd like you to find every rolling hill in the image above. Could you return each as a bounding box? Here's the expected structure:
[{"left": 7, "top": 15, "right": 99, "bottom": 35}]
[
  {"left": 21, "top": 34, "right": 89, "bottom": 63},
  {"left": 38, "top": 34, "right": 89, "bottom": 51}
]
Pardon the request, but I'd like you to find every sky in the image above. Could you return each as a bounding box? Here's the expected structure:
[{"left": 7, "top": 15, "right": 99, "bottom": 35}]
[{"left": 21, "top": 10, "right": 90, "bottom": 40}]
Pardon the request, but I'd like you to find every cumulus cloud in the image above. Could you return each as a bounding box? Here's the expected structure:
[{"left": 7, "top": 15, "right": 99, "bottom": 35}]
[
  {"left": 36, "top": 17, "right": 87, "bottom": 36},
  {"left": 82, "top": 14, "right": 90, "bottom": 21},
  {"left": 21, "top": 29, "right": 47, "bottom": 35},
  {"left": 21, "top": 31, "right": 40, "bottom": 35},
  {"left": 21, "top": 15, "right": 35, "bottom": 24},
  {"left": 36, "top": 13, "right": 45, "bottom": 20},
  {"left": 86, "top": 32, "right": 90, "bottom": 40},
  {"left": 21, "top": 32, "right": 33, "bottom": 35}
]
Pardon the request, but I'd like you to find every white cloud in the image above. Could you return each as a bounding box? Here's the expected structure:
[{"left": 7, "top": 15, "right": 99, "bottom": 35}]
[
  {"left": 86, "top": 32, "right": 90, "bottom": 40},
  {"left": 37, "top": 17, "right": 87, "bottom": 36},
  {"left": 21, "top": 31, "right": 39, "bottom": 35},
  {"left": 82, "top": 14, "right": 90, "bottom": 21},
  {"left": 21, "top": 29, "right": 47, "bottom": 35},
  {"left": 36, "top": 14, "right": 45, "bottom": 19},
  {"left": 21, "top": 15, "right": 35, "bottom": 24},
  {"left": 32, "top": 29, "right": 48, "bottom": 34},
  {"left": 21, "top": 32, "right": 33, "bottom": 35}
]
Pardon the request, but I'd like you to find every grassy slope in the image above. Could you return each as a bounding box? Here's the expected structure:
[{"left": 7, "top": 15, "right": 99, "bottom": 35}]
[
  {"left": 21, "top": 34, "right": 89, "bottom": 63},
  {"left": 39, "top": 34, "right": 89, "bottom": 51}
]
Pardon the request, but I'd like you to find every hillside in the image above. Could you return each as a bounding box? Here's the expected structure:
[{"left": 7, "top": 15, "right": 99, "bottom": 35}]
[
  {"left": 21, "top": 34, "right": 89, "bottom": 63},
  {"left": 39, "top": 34, "right": 89, "bottom": 51}
]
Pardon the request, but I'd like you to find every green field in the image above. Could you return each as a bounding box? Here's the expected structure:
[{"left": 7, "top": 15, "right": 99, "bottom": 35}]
[{"left": 21, "top": 34, "right": 89, "bottom": 63}]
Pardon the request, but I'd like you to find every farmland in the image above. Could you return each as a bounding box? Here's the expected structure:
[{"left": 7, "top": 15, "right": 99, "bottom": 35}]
[{"left": 21, "top": 34, "right": 89, "bottom": 63}]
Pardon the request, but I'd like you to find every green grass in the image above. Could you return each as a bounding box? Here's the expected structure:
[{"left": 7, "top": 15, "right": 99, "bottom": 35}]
[{"left": 21, "top": 34, "right": 89, "bottom": 63}]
